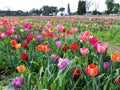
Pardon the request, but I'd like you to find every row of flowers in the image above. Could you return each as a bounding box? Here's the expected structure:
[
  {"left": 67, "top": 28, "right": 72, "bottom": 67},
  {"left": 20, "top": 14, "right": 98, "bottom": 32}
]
[{"left": 0, "top": 17, "right": 120, "bottom": 90}]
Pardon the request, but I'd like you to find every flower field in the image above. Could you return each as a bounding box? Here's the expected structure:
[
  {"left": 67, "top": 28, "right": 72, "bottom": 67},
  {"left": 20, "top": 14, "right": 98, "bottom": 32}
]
[{"left": 0, "top": 16, "right": 120, "bottom": 90}]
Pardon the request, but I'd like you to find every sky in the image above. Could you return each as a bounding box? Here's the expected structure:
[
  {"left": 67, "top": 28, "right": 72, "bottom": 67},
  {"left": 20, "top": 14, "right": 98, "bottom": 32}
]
[{"left": 0, "top": 0, "right": 120, "bottom": 12}]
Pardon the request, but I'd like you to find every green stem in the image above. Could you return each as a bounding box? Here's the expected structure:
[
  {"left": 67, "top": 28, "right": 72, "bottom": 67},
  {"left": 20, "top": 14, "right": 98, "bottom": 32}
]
[
  {"left": 92, "top": 77, "right": 95, "bottom": 90},
  {"left": 99, "top": 54, "right": 103, "bottom": 74}
]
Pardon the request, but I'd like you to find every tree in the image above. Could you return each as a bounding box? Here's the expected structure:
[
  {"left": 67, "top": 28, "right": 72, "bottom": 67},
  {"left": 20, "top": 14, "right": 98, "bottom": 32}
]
[
  {"left": 93, "top": 1, "right": 99, "bottom": 15},
  {"left": 77, "top": 0, "right": 86, "bottom": 15},
  {"left": 86, "top": 0, "right": 94, "bottom": 12},
  {"left": 67, "top": 3, "right": 71, "bottom": 15},
  {"left": 59, "top": 7, "right": 65, "bottom": 12},
  {"left": 112, "top": 3, "right": 120, "bottom": 13},
  {"left": 105, "top": 0, "right": 114, "bottom": 14}
]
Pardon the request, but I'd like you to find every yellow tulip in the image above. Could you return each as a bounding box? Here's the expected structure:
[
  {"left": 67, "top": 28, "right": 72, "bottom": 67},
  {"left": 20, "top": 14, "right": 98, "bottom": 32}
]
[{"left": 15, "top": 43, "right": 21, "bottom": 49}]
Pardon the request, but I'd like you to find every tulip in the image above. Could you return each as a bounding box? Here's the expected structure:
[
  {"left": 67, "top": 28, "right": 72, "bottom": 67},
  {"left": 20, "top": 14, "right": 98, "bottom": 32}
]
[
  {"left": 12, "top": 77, "right": 24, "bottom": 88},
  {"left": 116, "top": 76, "right": 120, "bottom": 84},
  {"left": 71, "top": 28, "right": 78, "bottom": 33},
  {"left": 15, "top": 43, "right": 21, "bottom": 49},
  {"left": 46, "top": 22, "right": 52, "bottom": 28},
  {"left": 22, "top": 43, "right": 27, "bottom": 48},
  {"left": 37, "top": 35, "right": 43, "bottom": 41},
  {"left": 17, "top": 65, "right": 25, "bottom": 73},
  {"left": 97, "top": 42, "right": 107, "bottom": 54},
  {"left": 57, "top": 24, "right": 64, "bottom": 33},
  {"left": 20, "top": 53, "right": 28, "bottom": 60},
  {"left": 14, "top": 35, "right": 19, "bottom": 40},
  {"left": 103, "top": 62, "right": 110, "bottom": 69},
  {"left": 26, "top": 34, "right": 33, "bottom": 42},
  {"left": 89, "top": 37, "right": 98, "bottom": 45},
  {"left": 10, "top": 40, "right": 17, "bottom": 47},
  {"left": 1, "top": 33, "right": 6, "bottom": 39},
  {"left": 87, "top": 64, "right": 98, "bottom": 77},
  {"left": 5, "top": 29, "right": 13, "bottom": 36},
  {"left": 51, "top": 54, "right": 57, "bottom": 62},
  {"left": 71, "top": 68, "right": 81, "bottom": 78},
  {"left": 111, "top": 53, "right": 120, "bottom": 62},
  {"left": 34, "top": 31, "right": 39, "bottom": 35},
  {"left": 56, "top": 41, "right": 62, "bottom": 48},
  {"left": 71, "top": 43, "right": 78, "bottom": 51},
  {"left": 80, "top": 47, "right": 88, "bottom": 55},
  {"left": 58, "top": 58, "right": 70, "bottom": 70}
]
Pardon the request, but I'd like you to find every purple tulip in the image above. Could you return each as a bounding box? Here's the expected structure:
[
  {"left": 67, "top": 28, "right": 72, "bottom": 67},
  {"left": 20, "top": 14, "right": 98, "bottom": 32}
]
[
  {"left": 103, "top": 62, "right": 110, "bottom": 69},
  {"left": 12, "top": 77, "right": 24, "bottom": 88},
  {"left": 51, "top": 54, "right": 57, "bottom": 62},
  {"left": 34, "top": 31, "right": 39, "bottom": 35},
  {"left": 56, "top": 41, "right": 62, "bottom": 48},
  {"left": 58, "top": 58, "right": 70, "bottom": 70},
  {"left": 14, "top": 35, "right": 19, "bottom": 40},
  {"left": 37, "top": 35, "right": 43, "bottom": 41},
  {"left": 25, "top": 28, "right": 30, "bottom": 32}
]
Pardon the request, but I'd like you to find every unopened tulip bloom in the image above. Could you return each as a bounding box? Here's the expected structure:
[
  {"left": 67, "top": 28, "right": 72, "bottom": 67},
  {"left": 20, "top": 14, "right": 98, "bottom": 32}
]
[
  {"left": 103, "top": 62, "right": 110, "bottom": 69},
  {"left": 51, "top": 54, "right": 57, "bottom": 62}
]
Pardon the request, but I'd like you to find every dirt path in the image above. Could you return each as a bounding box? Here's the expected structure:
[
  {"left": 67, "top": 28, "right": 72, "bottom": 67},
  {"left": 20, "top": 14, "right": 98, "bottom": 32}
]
[{"left": 106, "top": 42, "right": 120, "bottom": 53}]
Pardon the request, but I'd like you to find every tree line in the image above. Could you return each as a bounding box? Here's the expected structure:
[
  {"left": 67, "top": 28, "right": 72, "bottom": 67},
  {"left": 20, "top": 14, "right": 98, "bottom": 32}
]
[{"left": 0, "top": 0, "right": 120, "bottom": 16}]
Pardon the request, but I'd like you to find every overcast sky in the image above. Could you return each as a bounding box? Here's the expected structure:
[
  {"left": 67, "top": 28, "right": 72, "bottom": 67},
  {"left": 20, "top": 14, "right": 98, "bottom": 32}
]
[{"left": 0, "top": 0, "right": 120, "bottom": 12}]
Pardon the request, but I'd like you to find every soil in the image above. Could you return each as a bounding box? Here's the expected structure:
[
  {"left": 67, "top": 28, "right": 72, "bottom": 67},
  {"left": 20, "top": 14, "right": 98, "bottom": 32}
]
[{"left": 106, "top": 42, "right": 120, "bottom": 53}]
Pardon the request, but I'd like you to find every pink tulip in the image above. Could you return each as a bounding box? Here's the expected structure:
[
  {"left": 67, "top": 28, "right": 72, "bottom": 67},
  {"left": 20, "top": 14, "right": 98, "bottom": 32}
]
[
  {"left": 46, "top": 22, "right": 52, "bottom": 28},
  {"left": 97, "top": 42, "right": 107, "bottom": 54},
  {"left": 5, "top": 29, "right": 13, "bottom": 36},
  {"left": 80, "top": 32, "right": 89, "bottom": 42},
  {"left": 80, "top": 47, "right": 88, "bottom": 55},
  {"left": 89, "top": 37, "right": 98, "bottom": 45},
  {"left": 94, "top": 42, "right": 107, "bottom": 54},
  {"left": 57, "top": 24, "right": 64, "bottom": 33},
  {"left": 71, "top": 28, "right": 78, "bottom": 33}
]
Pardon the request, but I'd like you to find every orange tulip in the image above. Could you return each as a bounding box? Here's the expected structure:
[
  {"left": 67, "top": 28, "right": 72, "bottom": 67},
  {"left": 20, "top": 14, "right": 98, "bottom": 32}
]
[
  {"left": 10, "top": 40, "right": 17, "bottom": 47},
  {"left": 87, "top": 64, "right": 98, "bottom": 77},
  {"left": 42, "top": 44, "right": 50, "bottom": 52},
  {"left": 49, "top": 27, "right": 53, "bottom": 32},
  {"left": 36, "top": 44, "right": 43, "bottom": 51},
  {"left": 17, "top": 65, "right": 25, "bottom": 73},
  {"left": 111, "top": 53, "right": 120, "bottom": 62}
]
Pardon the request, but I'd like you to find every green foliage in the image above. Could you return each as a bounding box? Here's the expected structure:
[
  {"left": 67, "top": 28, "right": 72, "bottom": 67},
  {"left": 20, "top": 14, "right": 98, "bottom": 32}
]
[
  {"left": 67, "top": 3, "right": 71, "bottom": 15},
  {"left": 77, "top": 0, "right": 86, "bottom": 15}
]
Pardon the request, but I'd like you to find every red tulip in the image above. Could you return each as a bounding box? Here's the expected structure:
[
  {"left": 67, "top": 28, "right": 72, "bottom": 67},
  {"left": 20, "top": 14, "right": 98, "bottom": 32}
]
[
  {"left": 116, "top": 76, "right": 120, "bottom": 84},
  {"left": 22, "top": 43, "right": 27, "bottom": 48},
  {"left": 71, "top": 43, "right": 78, "bottom": 51},
  {"left": 62, "top": 45, "right": 69, "bottom": 51},
  {"left": 20, "top": 53, "right": 28, "bottom": 60},
  {"left": 71, "top": 68, "right": 81, "bottom": 78}
]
